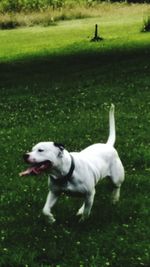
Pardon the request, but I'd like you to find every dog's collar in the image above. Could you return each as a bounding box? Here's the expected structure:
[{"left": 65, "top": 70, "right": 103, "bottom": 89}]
[{"left": 50, "top": 154, "right": 75, "bottom": 186}]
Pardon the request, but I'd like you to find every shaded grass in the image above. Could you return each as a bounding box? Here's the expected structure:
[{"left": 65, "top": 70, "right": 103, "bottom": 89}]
[
  {"left": 0, "top": 12, "right": 150, "bottom": 267},
  {"left": 1, "top": 173, "right": 150, "bottom": 266}
]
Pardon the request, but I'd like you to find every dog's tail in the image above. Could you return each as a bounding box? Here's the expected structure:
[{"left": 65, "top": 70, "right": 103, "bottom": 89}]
[{"left": 106, "top": 104, "right": 116, "bottom": 146}]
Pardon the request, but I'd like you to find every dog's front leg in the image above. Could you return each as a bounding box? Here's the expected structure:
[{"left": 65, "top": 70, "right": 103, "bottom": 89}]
[
  {"left": 42, "top": 191, "right": 59, "bottom": 224},
  {"left": 79, "top": 189, "right": 95, "bottom": 221}
]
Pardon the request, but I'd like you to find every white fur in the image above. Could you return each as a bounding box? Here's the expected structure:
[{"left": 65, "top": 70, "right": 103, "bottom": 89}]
[{"left": 27, "top": 104, "right": 124, "bottom": 223}]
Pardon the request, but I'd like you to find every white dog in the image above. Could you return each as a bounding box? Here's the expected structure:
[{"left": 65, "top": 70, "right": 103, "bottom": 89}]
[{"left": 20, "top": 104, "right": 124, "bottom": 223}]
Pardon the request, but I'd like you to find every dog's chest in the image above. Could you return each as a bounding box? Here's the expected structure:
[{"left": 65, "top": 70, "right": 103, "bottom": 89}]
[
  {"left": 50, "top": 176, "right": 86, "bottom": 197},
  {"left": 62, "top": 181, "right": 86, "bottom": 197}
]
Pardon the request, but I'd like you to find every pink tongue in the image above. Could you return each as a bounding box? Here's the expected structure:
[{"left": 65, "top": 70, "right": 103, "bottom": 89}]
[
  {"left": 19, "top": 162, "right": 50, "bottom": 177},
  {"left": 19, "top": 167, "right": 40, "bottom": 177}
]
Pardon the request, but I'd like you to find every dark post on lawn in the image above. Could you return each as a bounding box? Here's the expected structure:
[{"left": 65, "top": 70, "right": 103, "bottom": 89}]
[{"left": 91, "top": 24, "right": 103, "bottom": 42}]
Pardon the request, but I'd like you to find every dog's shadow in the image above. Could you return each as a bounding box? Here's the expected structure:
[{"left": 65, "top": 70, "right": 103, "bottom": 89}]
[{"left": 44, "top": 180, "right": 123, "bottom": 231}]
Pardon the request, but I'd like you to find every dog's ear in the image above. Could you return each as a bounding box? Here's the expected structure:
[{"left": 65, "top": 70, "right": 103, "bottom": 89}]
[
  {"left": 54, "top": 142, "right": 65, "bottom": 158},
  {"left": 54, "top": 142, "right": 65, "bottom": 151}
]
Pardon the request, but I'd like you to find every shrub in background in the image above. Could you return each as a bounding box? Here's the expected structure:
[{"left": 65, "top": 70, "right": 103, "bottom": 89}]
[
  {"left": 142, "top": 16, "right": 150, "bottom": 32},
  {"left": 0, "top": 0, "right": 65, "bottom": 12},
  {"left": 0, "top": 13, "right": 21, "bottom": 29},
  {"left": 0, "top": 0, "right": 150, "bottom": 13}
]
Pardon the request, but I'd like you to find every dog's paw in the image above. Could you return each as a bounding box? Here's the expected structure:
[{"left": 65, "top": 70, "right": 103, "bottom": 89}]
[
  {"left": 110, "top": 103, "right": 115, "bottom": 111},
  {"left": 76, "top": 210, "right": 83, "bottom": 217},
  {"left": 76, "top": 205, "right": 85, "bottom": 217},
  {"left": 78, "top": 213, "right": 90, "bottom": 223},
  {"left": 112, "top": 198, "right": 119, "bottom": 205},
  {"left": 48, "top": 215, "right": 56, "bottom": 224},
  {"left": 43, "top": 209, "right": 56, "bottom": 224},
  {"left": 79, "top": 215, "right": 88, "bottom": 223}
]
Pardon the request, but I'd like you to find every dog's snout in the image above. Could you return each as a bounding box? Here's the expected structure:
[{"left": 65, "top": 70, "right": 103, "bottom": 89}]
[{"left": 23, "top": 153, "right": 30, "bottom": 163}]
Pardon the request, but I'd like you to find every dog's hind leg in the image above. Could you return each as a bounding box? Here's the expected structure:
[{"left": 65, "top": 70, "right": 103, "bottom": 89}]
[
  {"left": 111, "top": 186, "right": 121, "bottom": 204},
  {"left": 110, "top": 157, "right": 125, "bottom": 204}
]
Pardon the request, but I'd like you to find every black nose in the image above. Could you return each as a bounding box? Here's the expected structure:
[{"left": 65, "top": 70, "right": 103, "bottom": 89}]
[{"left": 23, "top": 153, "right": 29, "bottom": 163}]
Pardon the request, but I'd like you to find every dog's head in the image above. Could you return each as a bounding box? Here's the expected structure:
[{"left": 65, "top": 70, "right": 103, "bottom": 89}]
[{"left": 19, "top": 142, "right": 65, "bottom": 176}]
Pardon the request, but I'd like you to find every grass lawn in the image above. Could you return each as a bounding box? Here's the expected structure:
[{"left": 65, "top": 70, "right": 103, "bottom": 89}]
[{"left": 0, "top": 5, "right": 150, "bottom": 267}]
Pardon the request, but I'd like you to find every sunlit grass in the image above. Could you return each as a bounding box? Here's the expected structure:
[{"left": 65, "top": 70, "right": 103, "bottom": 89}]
[{"left": 0, "top": 5, "right": 150, "bottom": 63}]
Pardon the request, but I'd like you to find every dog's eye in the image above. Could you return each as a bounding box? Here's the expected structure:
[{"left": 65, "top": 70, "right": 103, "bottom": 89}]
[{"left": 38, "top": 149, "right": 44, "bottom": 152}]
